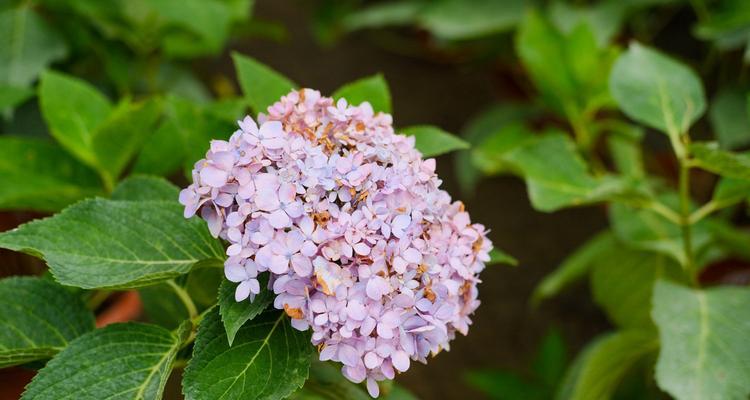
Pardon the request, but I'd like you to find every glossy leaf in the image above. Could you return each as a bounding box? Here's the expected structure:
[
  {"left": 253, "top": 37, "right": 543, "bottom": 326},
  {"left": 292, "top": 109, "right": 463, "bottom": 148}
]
[
  {"left": 0, "top": 198, "right": 224, "bottom": 289},
  {"left": 218, "top": 275, "right": 274, "bottom": 345},
  {"left": 402, "top": 125, "right": 469, "bottom": 157},
  {"left": 112, "top": 175, "right": 180, "bottom": 202},
  {"left": 691, "top": 142, "right": 750, "bottom": 180},
  {"left": 233, "top": 52, "right": 297, "bottom": 114},
  {"left": 332, "top": 74, "right": 392, "bottom": 114},
  {"left": 183, "top": 308, "right": 312, "bottom": 400},
  {"left": 0, "top": 136, "right": 102, "bottom": 211},
  {"left": 610, "top": 42, "right": 706, "bottom": 137},
  {"left": 22, "top": 322, "right": 188, "bottom": 400},
  {"left": 652, "top": 281, "right": 750, "bottom": 400},
  {"left": 0, "top": 276, "right": 94, "bottom": 368}
]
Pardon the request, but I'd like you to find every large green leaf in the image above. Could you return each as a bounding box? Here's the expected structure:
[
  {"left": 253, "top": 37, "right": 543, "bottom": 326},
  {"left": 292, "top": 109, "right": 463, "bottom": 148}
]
[
  {"left": 112, "top": 175, "right": 180, "bottom": 202},
  {"left": 418, "top": 0, "right": 524, "bottom": 40},
  {"left": 21, "top": 322, "right": 188, "bottom": 400},
  {"left": 471, "top": 122, "right": 535, "bottom": 175},
  {"left": 555, "top": 330, "right": 658, "bottom": 400},
  {"left": 652, "top": 281, "right": 750, "bottom": 400},
  {"left": 0, "top": 136, "right": 102, "bottom": 211},
  {"left": 0, "top": 276, "right": 94, "bottom": 368},
  {"left": 609, "top": 42, "right": 706, "bottom": 137},
  {"left": 183, "top": 308, "right": 312, "bottom": 400},
  {"left": 401, "top": 125, "right": 469, "bottom": 157},
  {"left": 332, "top": 74, "right": 391, "bottom": 114},
  {"left": 712, "top": 177, "right": 750, "bottom": 207},
  {"left": 0, "top": 6, "right": 67, "bottom": 87},
  {"left": 591, "top": 247, "right": 683, "bottom": 328},
  {"left": 708, "top": 88, "right": 750, "bottom": 150},
  {"left": 39, "top": 71, "right": 113, "bottom": 167},
  {"left": 690, "top": 142, "right": 750, "bottom": 181},
  {"left": 504, "top": 133, "right": 641, "bottom": 212},
  {"left": 0, "top": 198, "right": 224, "bottom": 289},
  {"left": 532, "top": 231, "right": 615, "bottom": 305},
  {"left": 219, "top": 275, "right": 274, "bottom": 345},
  {"left": 232, "top": 53, "right": 296, "bottom": 114}
]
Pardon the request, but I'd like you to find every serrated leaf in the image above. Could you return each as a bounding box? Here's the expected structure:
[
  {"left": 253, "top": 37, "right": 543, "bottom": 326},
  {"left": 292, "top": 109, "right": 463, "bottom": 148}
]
[
  {"left": 0, "top": 198, "right": 224, "bottom": 289},
  {"left": 232, "top": 52, "right": 296, "bottom": 114},
  {"left": 21, "top": 322, "right": 187, "bottom": 400},
  {"left": 691, "top": 142, "right": 750, "bottom": 180},
  {"left": 0, "top": 276, "right": 94, "bottom": 368},
  {"left": 0, "top": 136, "right": 102, "bottom": 211},
  {"left": 401, "top": 125, "right": 469, "bottom": 157},
  {"left": 556, "top": 330, "right": 658, "bottom": 400},
  {"left": 652, "top": 281, "right": 750, "bottom": 400},
  {"left": 591, "top": 247, "right": 684, "bottom": 328},
  {"left": 332, "top": 74, "right": 392, "bottom": 114},
  {"left": 39, "top": 71, "right": 113, "bottom": 167},
  {"left": 112, "top": 175, "right": 180, "bottom": 201},
  {"left": 219, "top": 275, "right": 273, "bottom": 345},
  {"left": 609, "top": 42, "right": 706, "bottom": 137},
  {"left": 532, "top": 231, "right": 615, "bottom": 305},
  {"left": 0, "top": 6, "right": 67, "bottom": 87},
  {"left": 183, "top": 308, "right": 312, "bottom": 400}
]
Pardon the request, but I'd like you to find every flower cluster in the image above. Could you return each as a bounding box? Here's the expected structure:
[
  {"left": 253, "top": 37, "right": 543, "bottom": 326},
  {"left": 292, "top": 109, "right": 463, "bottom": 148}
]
[{"left": 180, "top": 89, "right": 491, "bottom": 397}]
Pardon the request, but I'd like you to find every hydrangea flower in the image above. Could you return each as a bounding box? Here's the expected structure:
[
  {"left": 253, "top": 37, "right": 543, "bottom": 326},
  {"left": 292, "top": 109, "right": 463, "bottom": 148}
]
[{"left": 180, "top": 88, "right": 492, "bottom": 397}]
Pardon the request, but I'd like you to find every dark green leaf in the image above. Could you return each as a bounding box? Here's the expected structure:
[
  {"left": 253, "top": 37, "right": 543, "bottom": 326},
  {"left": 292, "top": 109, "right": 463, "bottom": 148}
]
[
  {"left": 332, "top": 74, "right": 392, "bottom": 114},
  {"left": 0, "top": 84, "right": 34, "bottom": 109},
  {"left": 417, "top": 0, "right": 524, "bottom": 40},
  {"left": 610, "top": 42, "right": 706, "bottom": 137},
  {"left": 652, "top": 281, "right": 750, "bottom": 400},
  {"left": 0, "top": 136, "right": 102, "bottom": 211},
  {"left": 342, "top": 1, "right": 423, "bottom": 32},
  {"left": 0, "top": 276, "right": 94, "bottom": 368},
  {"left": 532, "top": 231, "right": 615, "bottom": 305},
  {"left": 139, "top": 283, "right": 190, "bottom": 329},
  {"left": 289, "top": 360, "right": 371, "bottom": 400},
  {"left": 465, "top": 370, "right": 547, "bottom": 400},
  {"left": 112, "top": 175, "right": 180, "bottom": 201},
  {"left": 0, "top": 6, "right": 67, "bottom": 87},
  {"left": 708, "top": 88, "right": 750, "bottom": 150},
  {"left": 22, "top": 322, "right": 188, "bottom": 400},
  {"left": 532, "top": 329, "right": 567, "bottom": 389},
  {"left": 591, "top": 247, "right": 684, "bottom": 328},
  {"left": 691, "top": 142, "right": 750, "bottom": 180},
  {"left": 712, "top": 177, "right": 750, "bottom": 207},
  {"left": 0, "top": 198, "right": 224, "bottom": 289},
  {"left": 232, "top": 52, "right": 296, "bottom": 114},
  {"left": 555, "top": 330, "right": 658, "bottom": 400},
  {"left": 219, "top": 275, "right": 273, "bottom": 345},
  {"left": 471, "top": 122, "right": 535, "bottom": 175},
  {"left": 401, "top": 125, "right": 469, "bottom": 157},
  {"left": 487, "top": 248, "right": 518, "bottom": 266},
  {"left": 183, "top": 308, "right": 312, "bottom": 400}
]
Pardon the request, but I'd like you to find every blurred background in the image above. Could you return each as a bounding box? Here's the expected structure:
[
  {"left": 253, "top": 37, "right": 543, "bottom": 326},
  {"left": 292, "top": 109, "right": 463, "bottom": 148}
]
[{"left": 2, "top": 0, "right": 749, "bottom": 398}]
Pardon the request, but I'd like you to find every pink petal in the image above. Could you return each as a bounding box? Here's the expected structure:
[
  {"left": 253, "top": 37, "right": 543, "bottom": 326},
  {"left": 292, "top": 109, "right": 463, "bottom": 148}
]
[
  {"left": 366, "top": 378, "right": 380, "bottom": 398},
  {"left": 391, "top": 351, "right": 410, "bottom": 372},
  {"left": 200, "top": 166, "right": 228, "bottom": 187},
  {"left": 268, "top": 209, "right": 291, "bottom": 228}
]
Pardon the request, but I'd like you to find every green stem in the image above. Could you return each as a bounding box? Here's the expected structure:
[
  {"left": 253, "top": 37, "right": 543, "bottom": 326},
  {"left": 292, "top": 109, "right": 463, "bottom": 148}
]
[
  {"left": 689, "top": 200, "right": 719, "bottom": 225},
  {"left": 86, "top": 290, "right": 111, "bottom": 310},
  {"left": 678, "top": 160, "right": 698, "bottom": 286},
  {"left": 167, "top": 280, "right": 198, "bottom": 319}
]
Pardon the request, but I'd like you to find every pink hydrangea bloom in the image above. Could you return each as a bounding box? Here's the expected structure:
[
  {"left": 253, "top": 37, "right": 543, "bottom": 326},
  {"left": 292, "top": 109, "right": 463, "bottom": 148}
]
[{"left": 180, "top": 89, "right": 492, "bottom": 397}]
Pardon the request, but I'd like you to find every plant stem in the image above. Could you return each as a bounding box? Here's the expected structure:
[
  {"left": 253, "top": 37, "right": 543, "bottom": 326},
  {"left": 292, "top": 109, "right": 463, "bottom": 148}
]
[
  {"left": 678, "top": 159, "right": 698, "bottom": 286},
  {"left": 167, "top": 280, "right": 198, "bottom": 319}
]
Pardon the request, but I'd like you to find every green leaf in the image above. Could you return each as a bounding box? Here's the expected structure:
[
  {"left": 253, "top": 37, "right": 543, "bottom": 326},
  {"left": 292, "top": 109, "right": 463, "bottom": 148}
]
[
  {"left": 504, "top": 133, "right": 640, "bottom": 212},
  {"left": 556, "top": 330, "right": 658, "bottom": 400},
  {"left": 139, "top": 282, "right": 191, "bottom": 329},
  {"left": 712, "top": 177, "right": 750, "bottom": 207},
  {"left": 532, "top": 231, "right": 615, "bottom": 305},
  {"left": 183, "top": 308, "right": 312, "bottom": 400},
  {"left": 91, "top": 98, "right": 162, "bottom": 185},
  {"left": 487, "top": 248, "right": 518, "bottom": 266},
  {"left": 465, "top": 370, "right": 547, "bottom": 400},
  {"left": 708, "top": 88, "right": 750, "bottom": 150},
  {"left": 590, "top": 247, "right": 684, "bottom": 328},
  {"left": 342, "top": 1, "right": 423, "bottom": 32},
  {"left": 332, "top": 74, "right": 392, "bottom": 114},
  {"left": 112, "top": 175, "right": 180, "bottom": 201},
  {"left": 22, "top": 322, "right": 188, "bottom": 400},
  {"left": 39, "top": 71, "right": 113, "bottom": 167},
  {"left": 652, "top": 281, "right": 750, "bottom": 400},
  {"left": 219, "top": 275, "right": 274, "bottom": 345},
  {"left": 0, "top": 136, "right": 102, "bottom": 211},
  {"left": 0, "top": 198, "right": 224, "bottom": 289},
  {"left": 605, "top": 123, "right": 645, "bottom": 178},
  {"left": 0, "top": 84, "right": 33, "bottom": 109},
  {"left": 691, "top": 142, "right": 750, "bottom": 180},
  {"left": 532, "top": 329, "right": 568, "bottom": 389},
  {"left": 549, "top": 1, "right": 626, "bottom": 47},
  {"left": 289, "top": 360, "right": 371, "bottom": 400},
  {"left": 471, "top": 122, "right": 535, "bottom": 175},
  {"left": 401, "top": 125, "right": 469, "bottom": 157},
  {"left": 0, "top": 276, "right": 94, "bottom": 368},
  {"left": 232, "top": 52, "right": 297, "bottom": 114},
  {"left": 609, "top": 42, "right": 706, "bottom": 137},
  {"left": 0, "top": 6, "right": 67, "bottom": 87},
  {"left": 417, "top": 0, "right": 524, "bottom": 40}
]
